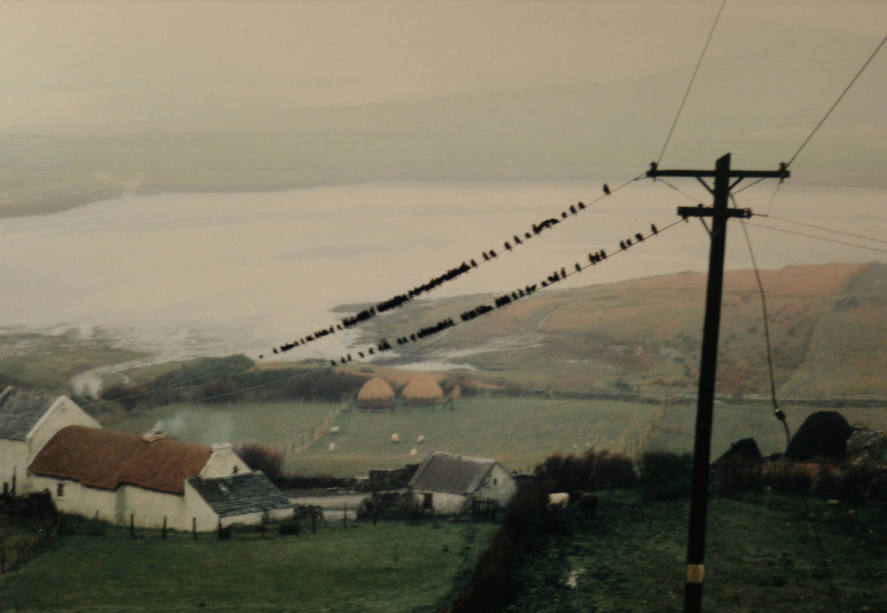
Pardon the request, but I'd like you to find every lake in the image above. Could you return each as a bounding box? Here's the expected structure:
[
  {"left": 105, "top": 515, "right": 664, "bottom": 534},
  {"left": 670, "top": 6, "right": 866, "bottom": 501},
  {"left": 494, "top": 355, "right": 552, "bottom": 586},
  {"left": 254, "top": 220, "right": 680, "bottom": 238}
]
[{"left": 1, "top": 180, "right": 885, "bottom": 370}]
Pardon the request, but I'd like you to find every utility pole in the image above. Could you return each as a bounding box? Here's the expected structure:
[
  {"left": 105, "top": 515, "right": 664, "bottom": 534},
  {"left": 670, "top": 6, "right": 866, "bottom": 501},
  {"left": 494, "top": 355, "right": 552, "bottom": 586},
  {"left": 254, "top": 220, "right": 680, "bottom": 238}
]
[{"left": 647, "top": 153, "right": 788, "bottom": 613}]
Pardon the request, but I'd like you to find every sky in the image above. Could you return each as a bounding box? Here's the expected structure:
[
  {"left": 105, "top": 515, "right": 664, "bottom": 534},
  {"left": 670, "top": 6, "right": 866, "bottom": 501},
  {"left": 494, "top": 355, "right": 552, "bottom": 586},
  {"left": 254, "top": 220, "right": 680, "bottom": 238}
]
[{"left": 1, "top": 1, "right": 885, "bottom": 186}]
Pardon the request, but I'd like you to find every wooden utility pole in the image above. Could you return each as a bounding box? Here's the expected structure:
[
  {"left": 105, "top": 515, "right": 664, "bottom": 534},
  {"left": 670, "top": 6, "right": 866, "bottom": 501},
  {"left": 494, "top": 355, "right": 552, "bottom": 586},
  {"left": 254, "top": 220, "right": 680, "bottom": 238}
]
[{"left": 647, "top": 153, "right": 788, "bottom": 613}]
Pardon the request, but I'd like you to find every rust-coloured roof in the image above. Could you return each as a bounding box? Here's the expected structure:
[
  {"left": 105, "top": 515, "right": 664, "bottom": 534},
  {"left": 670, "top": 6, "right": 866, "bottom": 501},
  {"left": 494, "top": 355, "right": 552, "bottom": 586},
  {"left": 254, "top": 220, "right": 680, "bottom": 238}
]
[{"left": 29, "top": 425, "right": 212, "bottom": 495}]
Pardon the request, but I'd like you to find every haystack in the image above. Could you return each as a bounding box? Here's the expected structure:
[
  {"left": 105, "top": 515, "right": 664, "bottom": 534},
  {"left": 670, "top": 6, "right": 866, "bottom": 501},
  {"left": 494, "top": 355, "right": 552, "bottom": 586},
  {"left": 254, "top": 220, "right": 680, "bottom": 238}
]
[
  {"left": 357, "top": 377, "right": 395, "bottom": 409},
  {"left": 402, "top": 374, "right": 443, "bottom": 406}
]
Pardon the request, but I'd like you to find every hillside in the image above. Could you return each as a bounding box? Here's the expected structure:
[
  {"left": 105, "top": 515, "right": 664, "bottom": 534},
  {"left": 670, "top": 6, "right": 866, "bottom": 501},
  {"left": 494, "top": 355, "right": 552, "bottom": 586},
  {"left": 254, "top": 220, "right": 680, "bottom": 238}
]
[{"left": 340, "top": 262, "right": 887, "bottom": 398}]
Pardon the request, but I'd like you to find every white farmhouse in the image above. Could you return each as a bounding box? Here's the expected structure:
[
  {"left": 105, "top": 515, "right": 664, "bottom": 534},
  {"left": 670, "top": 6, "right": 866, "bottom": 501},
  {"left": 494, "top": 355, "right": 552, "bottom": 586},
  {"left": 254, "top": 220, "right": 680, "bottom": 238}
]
[
  {"left": 28, "top": 425, "right": 293, "bottom": 531},
  {"left": 0, "top": 386, "right": 99, "bottom": 496},
  {"left": 408, "top": 451, "right": 516, "bottom": 515}
]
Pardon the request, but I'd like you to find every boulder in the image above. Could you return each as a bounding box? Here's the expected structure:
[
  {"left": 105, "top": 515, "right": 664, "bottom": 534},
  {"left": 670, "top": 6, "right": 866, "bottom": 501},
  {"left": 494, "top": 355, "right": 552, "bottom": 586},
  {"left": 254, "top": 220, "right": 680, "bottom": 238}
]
[{"left": 787, "top": 411, "right": 852, "bottom": 461}]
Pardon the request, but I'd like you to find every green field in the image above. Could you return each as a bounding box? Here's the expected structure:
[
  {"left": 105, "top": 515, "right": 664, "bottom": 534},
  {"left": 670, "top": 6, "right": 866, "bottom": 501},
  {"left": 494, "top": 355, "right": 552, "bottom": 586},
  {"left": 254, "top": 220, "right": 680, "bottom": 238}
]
[
  {"left": 0, "top": 521, "right": 495, "bottom": 612},
  {"left": 102, "top": 401, "right": 341, "bottom": 454},
  {"left": 503, "top": 491, "right": 887, "bottom": 612}
]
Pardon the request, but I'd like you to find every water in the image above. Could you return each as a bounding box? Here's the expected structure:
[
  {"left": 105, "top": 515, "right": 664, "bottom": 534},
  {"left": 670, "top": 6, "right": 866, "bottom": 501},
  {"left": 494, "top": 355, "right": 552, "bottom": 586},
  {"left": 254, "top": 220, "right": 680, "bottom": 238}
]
[{"left": 1, "top": 180, "right": 885, "bottom": 370}]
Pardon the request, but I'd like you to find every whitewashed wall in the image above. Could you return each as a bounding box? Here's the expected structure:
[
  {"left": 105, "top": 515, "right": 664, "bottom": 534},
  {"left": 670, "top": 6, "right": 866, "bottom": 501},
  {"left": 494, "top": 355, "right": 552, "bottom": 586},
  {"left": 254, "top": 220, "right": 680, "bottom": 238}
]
[
  {"left": 27, "top": 396, "right": 100, "bottom": 462},
  {"left": 473, "top": 464, "right": 517, "bottom": 506},
  {"left": 200, "top": 443, "right": 250, "bottom": 478},
  {"left": 413, "top": 490, "right": 467, "bottom": 514}
]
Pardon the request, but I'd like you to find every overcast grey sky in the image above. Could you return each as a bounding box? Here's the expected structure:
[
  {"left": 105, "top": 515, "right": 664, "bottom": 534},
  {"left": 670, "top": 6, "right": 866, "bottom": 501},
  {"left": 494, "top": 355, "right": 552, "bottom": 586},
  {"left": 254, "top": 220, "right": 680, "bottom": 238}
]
[{"left": 1, "top": 1, "right": 884, "bottom": 187}]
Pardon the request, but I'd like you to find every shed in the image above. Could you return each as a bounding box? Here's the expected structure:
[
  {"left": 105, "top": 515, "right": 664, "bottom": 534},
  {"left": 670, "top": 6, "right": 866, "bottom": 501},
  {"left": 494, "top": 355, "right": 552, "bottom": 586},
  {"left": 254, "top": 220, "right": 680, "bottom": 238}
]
[
  {"left": 408, "top": 451, "right": 516, "bottom": 514},
  {"left": 357, "top": 377, "right": 395, "bottom": 409},
  {"left": 401, "top": 374, "right": 443, "bottom": 406}
]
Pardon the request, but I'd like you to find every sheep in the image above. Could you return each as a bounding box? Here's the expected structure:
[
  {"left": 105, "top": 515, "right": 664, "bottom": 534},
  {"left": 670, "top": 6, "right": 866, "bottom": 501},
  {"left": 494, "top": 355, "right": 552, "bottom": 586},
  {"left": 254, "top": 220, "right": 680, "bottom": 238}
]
[
  {"left": 416, "top": 435, "right": 425, "bottom": 444},
  {"left": 330, "top": 426, "right": 340, "bottom": 434},
  {"left": 409, "top": 448, "right": 418, "bottom": 457},
  {"left": 390, "top": 433, "right": 400, "bottom": 444},
  {"left": 547, "top": 492, "right": 570, "bottom": 510},
  {"left": 328, "top": 442, "right": 336, "bottom": 453}
]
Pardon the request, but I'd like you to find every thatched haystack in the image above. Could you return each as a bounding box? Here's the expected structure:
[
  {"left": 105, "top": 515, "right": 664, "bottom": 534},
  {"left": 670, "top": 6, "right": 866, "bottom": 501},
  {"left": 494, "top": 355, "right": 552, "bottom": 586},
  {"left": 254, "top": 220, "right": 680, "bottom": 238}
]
[
  {"left": 402, "top": 373, "right": 443, "bottom": 406},
  {"left": 357, "top": 377, "right": 395, "bottom": 409}
]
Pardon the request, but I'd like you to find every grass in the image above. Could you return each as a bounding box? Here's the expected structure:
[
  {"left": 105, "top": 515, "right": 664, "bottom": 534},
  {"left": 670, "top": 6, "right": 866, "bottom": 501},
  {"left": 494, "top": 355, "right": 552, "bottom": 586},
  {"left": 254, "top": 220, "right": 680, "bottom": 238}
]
[
  {"left": 0, "top": 521, "right": 496, "bottom": 612},
  {"left": 102, "top": 401, "right": 341, "bottom": 453},
  {"left": 505, "top": 491, "right": 887, "bottom": 612},
  {"left": 0, "top": 330, "right": 144, "bottom": 393},
  {"left": 289, "top": 396, "right": 662, "bottom": 477}
]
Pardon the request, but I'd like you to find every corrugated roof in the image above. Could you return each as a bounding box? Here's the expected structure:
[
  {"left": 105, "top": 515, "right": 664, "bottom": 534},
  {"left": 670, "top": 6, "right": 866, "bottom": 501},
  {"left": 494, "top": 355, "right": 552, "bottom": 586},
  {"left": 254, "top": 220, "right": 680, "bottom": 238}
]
[
  {"left": 408, "top": 452, "right": 496, "bottom": 496},
  {"left": 29, "top": 425, "right": 212, "bottom": 495},
  {"left": 189, "top": 472, "right": 292, "bottom": 518},
  {"left": 0, "top": 386, "right": 55, "bottom": 441}
]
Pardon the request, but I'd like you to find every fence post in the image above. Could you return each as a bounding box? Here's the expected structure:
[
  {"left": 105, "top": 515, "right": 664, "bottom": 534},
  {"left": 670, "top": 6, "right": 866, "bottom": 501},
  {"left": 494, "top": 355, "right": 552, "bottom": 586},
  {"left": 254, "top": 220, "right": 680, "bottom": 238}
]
[
  {"left": 130, "top": 514, "right": 135, "bottom": 539},
  {"left": 162, "top": 517, "right": 167, "bottom": 541},
  {"left": 312, "top": 511, "right": 316, "bottom": 534},
  {"left": 1, "top": 545, "right": 5, "bottom": 574},
  {"left": 192, "top": 517, "right": 197, "bottom": 540},
  {"left": 343, "top": 503, "right": 347, "bottom": 529}
]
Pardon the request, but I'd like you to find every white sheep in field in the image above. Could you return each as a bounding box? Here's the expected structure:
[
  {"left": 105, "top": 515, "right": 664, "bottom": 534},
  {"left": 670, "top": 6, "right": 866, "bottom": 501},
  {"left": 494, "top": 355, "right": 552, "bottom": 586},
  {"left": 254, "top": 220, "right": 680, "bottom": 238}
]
[
  {"left": 330, "top": 426, "right": 340, "bottom": 434},
  {"left": 328, "top": 442, "right": 336, "bottom": 452},
  {"left": 409, "top": 448, "right": 418, "bottom": 457},
  {"left": 547, "top": 492, "right": 570, "bottom": 510},
  {"left": 390, "top": 433, "right": 400, "bottom": 444},
  {"left": 416, "top": 435, "right": 425, "bottom": 444}
]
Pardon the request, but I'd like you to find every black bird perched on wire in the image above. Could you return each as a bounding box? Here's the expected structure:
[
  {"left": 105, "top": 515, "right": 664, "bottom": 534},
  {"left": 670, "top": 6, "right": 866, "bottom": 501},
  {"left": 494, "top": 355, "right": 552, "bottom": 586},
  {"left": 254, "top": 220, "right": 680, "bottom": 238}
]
[
  {"left": 570, "top": 205, "right": 577, "bottom": 215},
  {"left": 635, "top": 233, "right": 644, "bottom": 242},
  {"left": 619, "top": 240, "right": 626, "bottom": 250},
  {"left": 578, "top": 201, "right": 585, "bottom": 210},
  {"left": 490, "top": 249, "right": 497, "bottom": 258},
  {"left": 504, "top": 241, "right": 512, "bottom": 250},
  {"left": 483, "top": 252, "right": 490, "bottom": 261},
  {"left": 561, "top": 211, "right": 568, "bottom": 219},
  {"left": 561, "top": 267, "right": 567, "bottom": 278},
  {"left": 525, "top": 231, "right": 531, "bottom": 239},
  {"left": 514, "top": 235, "right": 522, "bottom": 245},
  {"left": 599, "top": 249, "right": 606, "bottom": 259},
  {"left": 603, "top": 184, "right": 611, "bottom": 195},
  {"left": 470, "top": 259, "right": 477, "bottom": 267},
  {"left": 651, "top": 223, "right": 658, "bottom": 234},
  {"left": 358, "top": 352, "right": 364, "bottom": 358},
  {"left": 626, "top": 238, "right": 633, "bottom": 246},
  {"left": 575, "top": 263, "right": 581, "bottom": 273}
]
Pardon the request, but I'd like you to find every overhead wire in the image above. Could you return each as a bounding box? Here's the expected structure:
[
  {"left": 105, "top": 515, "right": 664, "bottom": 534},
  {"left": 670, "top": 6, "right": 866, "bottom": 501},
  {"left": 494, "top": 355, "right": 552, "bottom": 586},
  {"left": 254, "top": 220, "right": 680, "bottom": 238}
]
[
  {"left": 326, "top": 217, "right": 686, "bottom": 366},
  {"left": 759, "top": 214, "right": 887, "bottom": 246},
  {"left": 263, "top": 172, "right": 647, "bottom": 358},
  {"left": 743, "top": 221, "right": 887, "bottom": 255},
  {"left": 656, "top": 0, "right": 728, "bottom": 165}
]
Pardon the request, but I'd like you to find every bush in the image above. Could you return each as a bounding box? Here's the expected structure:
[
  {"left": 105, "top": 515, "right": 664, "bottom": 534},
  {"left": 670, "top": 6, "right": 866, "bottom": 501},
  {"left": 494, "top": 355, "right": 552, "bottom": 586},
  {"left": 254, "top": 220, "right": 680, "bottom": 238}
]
[
  {"left": 234, "top": 442, "right": 284, "bottom": 482},
  {"left": 533, "top": 449, "right": 636, "bottom": 494},
  {"left": 639, "top": 451, "right": 693, "bottom": 500},
  {"left": 278, "top": 519, "right": 301, "bottom": 535}
]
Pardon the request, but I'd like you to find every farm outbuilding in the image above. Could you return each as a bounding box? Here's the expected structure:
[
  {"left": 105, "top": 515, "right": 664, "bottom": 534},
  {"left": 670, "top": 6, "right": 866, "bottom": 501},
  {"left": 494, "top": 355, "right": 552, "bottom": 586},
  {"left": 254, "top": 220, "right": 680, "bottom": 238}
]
[
  {"left": 28, "top": 425, "right": 293, "bottom": 531},
  {"left": 0, "top": 386, "right": 100, "bottom": 496},
  {"left": 408, "top": 451, "right": 516, "bottom": 515},
  {"left": 401, "top": 374, "right": 443, "bottom": 406},
  {"left": 357, "top": 377, "right": 395, "bottom": 409}
]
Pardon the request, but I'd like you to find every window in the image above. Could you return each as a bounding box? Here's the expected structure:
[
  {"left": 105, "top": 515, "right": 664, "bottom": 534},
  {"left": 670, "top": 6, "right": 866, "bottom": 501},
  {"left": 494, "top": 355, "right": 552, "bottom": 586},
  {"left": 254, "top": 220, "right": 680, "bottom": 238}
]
[
  {"left": 233, "top": 465, "right": 239, "bottom": 475},
  {"left": 423, "top": 492, "right": 433, "bottom": 509},
  {"left": 493, "top": 478, "right": 498, "bottom": 485},
  {"left": 56, "top": 482, "right": 64, "bottom": 497}
]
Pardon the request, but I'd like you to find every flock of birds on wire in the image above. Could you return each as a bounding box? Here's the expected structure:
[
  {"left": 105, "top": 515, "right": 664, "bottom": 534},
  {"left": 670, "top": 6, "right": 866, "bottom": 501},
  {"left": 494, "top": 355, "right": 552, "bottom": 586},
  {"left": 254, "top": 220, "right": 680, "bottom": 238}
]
[
  {"left": 260, "top": 183, "right": 620, "bottom": 360},
  {"left": 256, "top": 181, "right": 669, "bottom": 367}
]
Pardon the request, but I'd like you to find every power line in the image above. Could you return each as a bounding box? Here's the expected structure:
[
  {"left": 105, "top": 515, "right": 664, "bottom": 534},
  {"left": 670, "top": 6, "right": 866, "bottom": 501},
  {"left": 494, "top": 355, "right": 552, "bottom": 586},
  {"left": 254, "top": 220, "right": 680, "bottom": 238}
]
[
  {"left": 327, "top": 217, "right": 685, "bottom": 366},
  {"left": 264, "top": 174, "right": 646, "bottom": 358},
  {"left": 743, "top": 221, "right": 887, "bottom": 255},
  {"left": 738, "top": 218, "right": 789, "bottom": 450},
  {"left": 656, "top": 0, "right": 728, "bottom": 165},
  {"left": 761, "top": 214, "right": 887, "bottom": 246},
  {"left": 787, "top": 35, "right": 887, "bottom": 168}
]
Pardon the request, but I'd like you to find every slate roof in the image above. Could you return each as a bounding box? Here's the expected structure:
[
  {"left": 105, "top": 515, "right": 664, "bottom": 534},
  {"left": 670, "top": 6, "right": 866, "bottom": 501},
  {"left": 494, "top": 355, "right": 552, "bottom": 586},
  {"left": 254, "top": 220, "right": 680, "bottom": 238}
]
[
  {"left": 408, "top": 452, "right": 497, "bottom": 496},
  {"left": 29, "top": 425, "right": 212, "bottom": 495},
  {"left": 188, "top": 472, "right": 292, "bottom": 518},
  {"left": 0, "top": 386, "right": 55, "bottom": 441}
]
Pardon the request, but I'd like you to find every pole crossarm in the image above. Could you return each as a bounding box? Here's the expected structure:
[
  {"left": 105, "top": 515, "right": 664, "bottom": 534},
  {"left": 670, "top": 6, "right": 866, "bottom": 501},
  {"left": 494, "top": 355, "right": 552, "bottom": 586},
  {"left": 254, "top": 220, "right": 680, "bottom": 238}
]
[
  {"left": 647, "top": 160, "right": 790, "bottom": 181},
  {"left": 677, "top": 205, "right": 751, "bottom": 219}
]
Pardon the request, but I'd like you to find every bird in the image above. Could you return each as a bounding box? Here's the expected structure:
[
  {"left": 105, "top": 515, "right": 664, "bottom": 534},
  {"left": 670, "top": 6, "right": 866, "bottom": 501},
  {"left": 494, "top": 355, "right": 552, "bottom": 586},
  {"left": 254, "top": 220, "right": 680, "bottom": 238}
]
[
  {"left": 273, "top": 347, "right": 278, "bottom": 354},
  {"left": 542, "top": 281, "right": 549, "bottom": 287},
  {"left": 635, "top": 233, "right": 644, "bottom": 242},
  {"left": 470, "top": 259, "right": 477, "bottom": 267},
  {"left": 483, "top": 252, "right": 490, "bottom": 261},
  {"left": 525, "top": 232, "right": 531, "bottom": 239},
  {"left": 368, "top": 348, "right": 374, "bottom": 355},
  {"left": 603, "top": 184, "right": 611, "bottom": 195},
  {"left": 578, "top": 201, "right": 586, "bottom": 210},
  {"left": 626, "top": 238, "right": 633, "bottom": 246},
  {"left": 258, "top": 354, "right": 264, "bottom": 360},
  {"left": 620, "top": 240, "right": 626, "bottom": 250},
  {"left": 490, "top": 249, "right": 497, "bottom": 257},
  {"left": 561, "top": 267, "right": 566, "bottom": 278},
  {"left": 570, "top": 205, "right": 577, "bottom": 215},
  {"left": 561, "top": 211, "right": 568, "bottom": 219},
  {"left": 514, "top": 235, "right": 522, "bottom": 245},
  {"left": 504, "top": 241, "right": 512, "bottom": 250},
  {"left": 575, "top": 263, "right": 581, "bottom": 273},
  {"left": 651, "top": 223, "right": 658, "bottom": 234},
  {"left": 599, "top": 249, "right": 606, "bottom": 259},
  {"left": 358, "top": 352, "right": 364, "bottom": 358}
]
